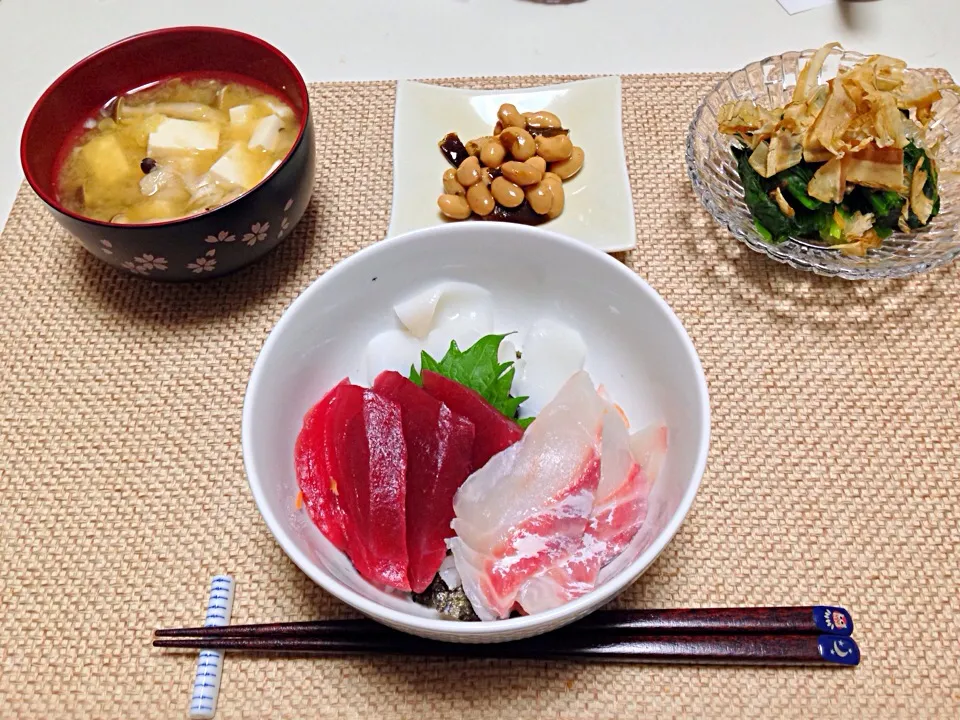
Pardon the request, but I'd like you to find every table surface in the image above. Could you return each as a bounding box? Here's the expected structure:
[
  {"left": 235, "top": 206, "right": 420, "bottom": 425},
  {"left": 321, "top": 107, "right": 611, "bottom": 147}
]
[
  {"left": 3, "top": 71, "right": 959, "bottom": 719},
  {"left": 1, "top": 0, "right": 957, "bottom": 228}
]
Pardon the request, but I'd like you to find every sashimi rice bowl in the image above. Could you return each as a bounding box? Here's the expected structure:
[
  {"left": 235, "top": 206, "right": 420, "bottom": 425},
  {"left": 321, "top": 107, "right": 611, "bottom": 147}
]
[{"left": 243, "top": 223, "right": 710, "bottom": 642}]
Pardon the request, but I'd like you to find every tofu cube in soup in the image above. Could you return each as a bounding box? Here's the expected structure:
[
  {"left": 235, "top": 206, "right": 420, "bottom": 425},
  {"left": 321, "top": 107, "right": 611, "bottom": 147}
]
[
  {"left": 147, "top": 118, "right": 220, "bottom": 156},
  {"left": 248, "top": 115, "right": 285, "bottom": 152},
  {"left": 208, "top": 143, "right": 265, "bottom": 190},
  {"left": 229, "top": 104, "right": 257, "bottom": 125},
  {"left": 259, "top": 97, "right": 295, "bottom": 121},
  {"left": 79, "top": 134, "right": 136, "bottom": 185}
]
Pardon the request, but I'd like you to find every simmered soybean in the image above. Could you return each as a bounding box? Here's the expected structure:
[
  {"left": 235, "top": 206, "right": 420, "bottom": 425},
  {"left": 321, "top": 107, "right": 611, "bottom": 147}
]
[{"left": 435, "top": 103, "right": 584, "bottom": 224}]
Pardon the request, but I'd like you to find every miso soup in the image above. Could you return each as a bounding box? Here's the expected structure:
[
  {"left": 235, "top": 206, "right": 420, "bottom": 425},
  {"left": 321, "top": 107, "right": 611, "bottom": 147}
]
[{"left": 56, "top": 75, "right": 299, "bottom": 223}]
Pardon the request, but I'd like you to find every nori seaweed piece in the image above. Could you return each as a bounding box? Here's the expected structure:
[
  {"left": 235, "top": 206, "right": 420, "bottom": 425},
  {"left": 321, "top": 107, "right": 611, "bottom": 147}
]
[{"left": 411, "top": 574, "right": 480, "bottom": 622}]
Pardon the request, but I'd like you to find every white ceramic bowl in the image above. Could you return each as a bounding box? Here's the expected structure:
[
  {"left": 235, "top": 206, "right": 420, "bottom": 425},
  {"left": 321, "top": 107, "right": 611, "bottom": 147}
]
[{"left": 242, "top": 223, "right": 710, "bottom": 643}]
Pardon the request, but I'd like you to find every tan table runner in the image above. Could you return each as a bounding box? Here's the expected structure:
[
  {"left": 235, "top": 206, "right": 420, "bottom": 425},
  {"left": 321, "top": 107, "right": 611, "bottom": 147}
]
[{"left": 1, "top": 73, "right": 958, "bottom": 719}]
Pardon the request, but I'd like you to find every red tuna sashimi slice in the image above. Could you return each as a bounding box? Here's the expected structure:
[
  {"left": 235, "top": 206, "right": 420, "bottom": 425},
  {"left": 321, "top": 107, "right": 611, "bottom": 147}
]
[
  {"left": 373, "top": 371, "right": 475, "bottom": 593},
  {"left": 421, "top": 370, "right": 523, "bottom": 470},
  {"left": 295, "top": 379, "right": 350, "bottom": 552},
  {"left": 326, "top": 383, "right": 411, "bottom": 591},
  {"left": 448, "top": 371, "right": 607, "bottom": 620},
  {"left": 516, "top": 412, "right": 657, "bottom": 614}
]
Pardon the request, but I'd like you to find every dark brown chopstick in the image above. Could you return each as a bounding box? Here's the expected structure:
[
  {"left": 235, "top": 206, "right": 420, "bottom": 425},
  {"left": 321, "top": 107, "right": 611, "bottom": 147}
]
[
  {"left": 155, "top": 606, "right": 859, "bottom": 666},
  {"left": 555, "top": 606, "right": 853, "bottom": 635},
  {"left": 154, "top": 632, "right": 859, "bottom": 666},
  {"left": 155, "top": 606, "right": 853, "bottom": 640},
  {"left": 156, "top": 618, "right": 379, "bottom": 639}
]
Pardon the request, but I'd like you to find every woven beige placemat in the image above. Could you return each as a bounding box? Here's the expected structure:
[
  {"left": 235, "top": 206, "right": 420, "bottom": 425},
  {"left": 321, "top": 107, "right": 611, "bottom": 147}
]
[{"left": 1, "top": 73, "right": 958, "bottom": 719}]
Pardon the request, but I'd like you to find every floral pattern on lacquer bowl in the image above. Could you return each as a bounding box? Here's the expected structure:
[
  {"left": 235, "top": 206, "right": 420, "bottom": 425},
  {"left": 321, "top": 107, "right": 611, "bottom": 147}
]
[{"left": 20, "top": 27, "right": 317, "bottom": 282}]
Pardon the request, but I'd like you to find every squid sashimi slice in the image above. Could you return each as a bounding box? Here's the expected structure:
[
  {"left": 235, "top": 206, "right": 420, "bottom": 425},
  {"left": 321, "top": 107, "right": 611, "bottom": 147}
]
[
  {"left": 421, "top": 370, "right": 524, "bottom": 470},
  {"left": 372, "top": 371, "right": 475, "bottom": 593},
  {"left": 295, "top": 379, "right": 350, "bottom": 552},
  {"left": 327, "top": 384, "right": 411, "bottom": 591},
  {"left": 517, "top": 418, "right": 669, "bottom": 614},
  {"left": 393, "top": 282, "right": 492, "bottom": 340},
  {"left": 449, "top": 371, "right": 607, "bottom": 620}
]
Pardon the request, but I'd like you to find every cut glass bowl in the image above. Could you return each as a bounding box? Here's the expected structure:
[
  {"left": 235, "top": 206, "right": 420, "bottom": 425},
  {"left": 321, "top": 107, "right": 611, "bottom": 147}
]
[{"left": 686, "top": 47, "right": 960, "bottom": 279}]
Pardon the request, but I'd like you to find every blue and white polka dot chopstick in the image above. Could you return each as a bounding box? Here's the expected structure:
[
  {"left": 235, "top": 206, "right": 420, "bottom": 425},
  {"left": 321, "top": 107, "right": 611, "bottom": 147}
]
[{"left": 188, "top": 575, "right": 235, "bottom": 719}]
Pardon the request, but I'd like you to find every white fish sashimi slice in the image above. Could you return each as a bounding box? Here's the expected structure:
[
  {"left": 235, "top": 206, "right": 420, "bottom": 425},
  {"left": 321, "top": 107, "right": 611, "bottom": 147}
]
[
  {"left": 449, "top": 371, "right": 607, "bottom": 620},
  {"left": 446, "top": 536, "right": 499, "bottom": 622},
  {"left": 593, "top": 422, "right": 669, "bottom": 586},
  {"left": 438, "top": 554, "right": 462, "bottom": 590},
  {"left": 452, "top": 371, "right": 607, "bottom": 551},
  {"left": 515, "top": 410, "right": 640, "bottom": 614},
  {"left": 512, "top": 532, "right": 605, "bottom": 615},
  {"left": 599, "top": 410, "right": 638, "bottom": 499},
  {"left": 629, "top": 423, "right": 668, "bottom": 487},
  {"left": 513, "top": 318, "right": 587, "bottom": 414},
  {"left": 451, "top": 480, "right": 598, "bottom": 621},
  {"left": 393, "top": 282, "right": 491, "bottom": 340},
  {"left": 587, "top": 416, "right": 654, "bottom": 566},
  {"left": 516, "top": 418, "right": 668, "bottom": 614}
]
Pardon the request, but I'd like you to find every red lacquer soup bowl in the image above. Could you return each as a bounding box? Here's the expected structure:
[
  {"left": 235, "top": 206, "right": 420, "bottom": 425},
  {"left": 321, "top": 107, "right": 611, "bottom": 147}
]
[{"left": 20, "top": 27, "right": 315, "bottom": 281}]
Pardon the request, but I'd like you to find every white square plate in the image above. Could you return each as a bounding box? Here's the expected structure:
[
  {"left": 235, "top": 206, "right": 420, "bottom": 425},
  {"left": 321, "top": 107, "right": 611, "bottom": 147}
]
[{"left": 387, "top": 77, "right": 637, "bottom": 253}]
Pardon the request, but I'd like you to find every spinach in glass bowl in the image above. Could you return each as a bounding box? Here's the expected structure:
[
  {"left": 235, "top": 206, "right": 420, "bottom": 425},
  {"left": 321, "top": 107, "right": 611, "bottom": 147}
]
[
  {"left": 732, "top": 141, "right": 940, "bottom": 256},
  {"left": 686, "top": 44, "right": 960, "bottom": 280}
]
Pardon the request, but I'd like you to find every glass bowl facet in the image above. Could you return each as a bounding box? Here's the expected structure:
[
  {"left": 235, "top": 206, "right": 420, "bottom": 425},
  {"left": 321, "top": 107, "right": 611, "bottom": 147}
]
[{"left": 686, "top": 48, "right": 960, "bottom": 279}]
